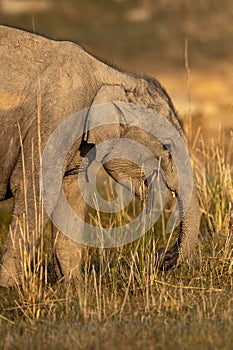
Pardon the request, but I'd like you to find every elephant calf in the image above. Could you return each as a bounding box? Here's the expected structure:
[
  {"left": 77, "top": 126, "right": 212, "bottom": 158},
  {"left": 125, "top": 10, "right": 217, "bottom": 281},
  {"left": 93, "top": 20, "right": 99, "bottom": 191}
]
[{"left": 0, "top": 25, "right": 200, "bottom": 287}]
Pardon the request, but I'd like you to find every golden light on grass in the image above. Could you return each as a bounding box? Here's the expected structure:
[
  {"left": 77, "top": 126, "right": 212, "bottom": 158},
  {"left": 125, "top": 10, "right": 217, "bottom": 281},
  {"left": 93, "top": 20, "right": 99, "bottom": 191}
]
[{"left": 0, "top": 124, "right": 232, "bottom": 346}]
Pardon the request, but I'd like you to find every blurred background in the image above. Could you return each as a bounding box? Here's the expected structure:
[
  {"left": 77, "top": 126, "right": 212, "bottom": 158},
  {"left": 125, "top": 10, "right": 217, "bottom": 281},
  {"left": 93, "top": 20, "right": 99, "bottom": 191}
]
[{"left": 0, "top": 0, "right": 232, "bottom": 143}]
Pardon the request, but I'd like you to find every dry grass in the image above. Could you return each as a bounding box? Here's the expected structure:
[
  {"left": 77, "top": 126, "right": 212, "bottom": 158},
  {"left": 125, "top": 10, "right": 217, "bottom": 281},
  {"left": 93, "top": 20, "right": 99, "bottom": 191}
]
[
  {"left": 0, "top": 2, "right": 232, "bottom": 346},
  {"left": 0, "top": 124, "right": 232, "bottom": 349}
]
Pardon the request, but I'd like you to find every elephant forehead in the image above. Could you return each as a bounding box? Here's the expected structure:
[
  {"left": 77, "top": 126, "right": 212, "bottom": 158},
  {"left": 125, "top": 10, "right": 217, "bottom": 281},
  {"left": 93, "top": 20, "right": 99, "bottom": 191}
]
[{"left": 0, "top": 89, "right": 26, "bottom": 110}]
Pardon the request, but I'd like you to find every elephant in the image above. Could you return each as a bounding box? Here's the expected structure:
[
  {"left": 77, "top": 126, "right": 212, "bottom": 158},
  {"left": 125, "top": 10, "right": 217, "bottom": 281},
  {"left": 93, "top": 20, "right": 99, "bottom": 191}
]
[{"left": 0, "top": 25, "right": 200, "bottom": 287}]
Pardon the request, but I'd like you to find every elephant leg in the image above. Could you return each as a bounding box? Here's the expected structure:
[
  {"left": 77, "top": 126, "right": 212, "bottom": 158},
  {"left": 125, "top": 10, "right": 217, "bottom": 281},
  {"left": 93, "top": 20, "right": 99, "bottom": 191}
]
[
  {"left": 0, "top": 213, "right": 23, "bottom": 287},
  {"left": 0, "top": 175, "right": 86, "bottom": 286},
  {"left": 52, "top": 172, "right": 87, "bottom": 282},
  {"left": 0, "top": 179, "right": 46, "bottom": 287},
  {"left": 53, "top": 230, "right": 82, "bottom": 282}
]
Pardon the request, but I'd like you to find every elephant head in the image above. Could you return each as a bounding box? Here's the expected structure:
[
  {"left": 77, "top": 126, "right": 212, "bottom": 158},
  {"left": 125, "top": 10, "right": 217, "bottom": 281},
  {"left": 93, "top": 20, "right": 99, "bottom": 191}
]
[{"left": 83, "top": 81, "right": 200, "bottom": 269}]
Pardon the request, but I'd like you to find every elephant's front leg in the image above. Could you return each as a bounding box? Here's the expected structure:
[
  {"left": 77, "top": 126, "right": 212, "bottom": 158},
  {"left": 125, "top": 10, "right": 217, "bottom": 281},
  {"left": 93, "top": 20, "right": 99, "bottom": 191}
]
[
  {"left": 53, "top": 173, "right": 86, "bottom": 282},
  {"left": 51, "top": 140, "right": 94, "bottom": 283}
]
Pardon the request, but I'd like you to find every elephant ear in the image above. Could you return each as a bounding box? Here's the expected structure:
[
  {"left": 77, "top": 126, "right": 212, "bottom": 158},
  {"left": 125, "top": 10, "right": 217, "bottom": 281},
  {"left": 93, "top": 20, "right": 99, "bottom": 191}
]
[{"left": 84, "top": 85, "right": 128, "bottom": 153}]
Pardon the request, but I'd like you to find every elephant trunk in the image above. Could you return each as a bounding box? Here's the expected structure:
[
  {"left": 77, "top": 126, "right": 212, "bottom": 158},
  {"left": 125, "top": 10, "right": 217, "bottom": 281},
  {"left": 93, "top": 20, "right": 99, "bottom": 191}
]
[
  {"left": 157, "top": 186, "right": 200, "bottom": 270},
  {"left": 178, "top": 188, "right": 200, "bottom": 260}
]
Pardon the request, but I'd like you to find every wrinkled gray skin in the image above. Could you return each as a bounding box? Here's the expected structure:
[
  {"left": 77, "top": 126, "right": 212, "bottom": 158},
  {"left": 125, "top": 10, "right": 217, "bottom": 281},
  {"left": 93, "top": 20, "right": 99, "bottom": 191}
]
[{"left": 0, "top": 26, "right": 200, "bottom": 287}]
